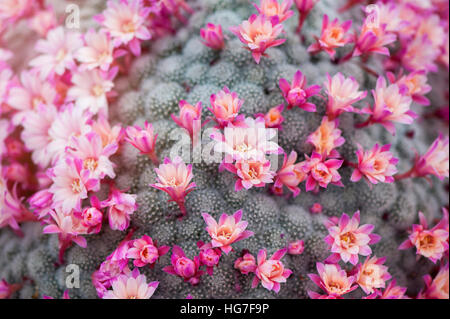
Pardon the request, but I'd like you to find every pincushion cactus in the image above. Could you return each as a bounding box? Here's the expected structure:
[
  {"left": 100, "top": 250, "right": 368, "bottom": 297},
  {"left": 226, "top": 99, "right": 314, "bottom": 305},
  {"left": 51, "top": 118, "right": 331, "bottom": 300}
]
[{"left": 0, "top": 0, "right": 448, "bottom": 300}]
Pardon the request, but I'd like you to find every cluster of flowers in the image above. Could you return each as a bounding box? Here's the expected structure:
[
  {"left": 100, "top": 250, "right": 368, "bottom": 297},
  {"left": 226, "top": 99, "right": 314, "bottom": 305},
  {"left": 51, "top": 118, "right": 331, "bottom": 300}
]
[
  {"left": 0, "top": 0, "right": 193, "bottom": 264},
  {"left": 307, "top": 209, "right": 449, "bottom": 299}
]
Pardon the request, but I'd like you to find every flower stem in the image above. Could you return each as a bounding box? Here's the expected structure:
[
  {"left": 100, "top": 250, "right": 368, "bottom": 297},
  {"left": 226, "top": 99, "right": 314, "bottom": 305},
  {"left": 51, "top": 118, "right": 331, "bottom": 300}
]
[
  {"left": 355, "top": 118, "right": 371, "bottom": 129},
  {"left": 394, "top": 166, "right": 416, "bottom": 181}
]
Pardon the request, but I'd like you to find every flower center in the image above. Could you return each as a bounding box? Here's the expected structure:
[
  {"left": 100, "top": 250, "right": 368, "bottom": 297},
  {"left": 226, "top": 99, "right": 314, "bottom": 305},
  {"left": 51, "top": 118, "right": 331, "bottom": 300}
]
[
  {"left": 420, "top": 234, "right": 435, "bottom": 249},
  {"left": 340, "top": 232, "right": 356, "bottom": 245},
  {"left": 71, "top": 179, "right": 83, "bottom": 193},
  {"left": 217, "top": 226, "right": 233, "bottom": 240},
  {"left": 122, "top": 21, "right": 136, "bottom": 34},
  {"left": 32, "top": 96, "right": 44, "bottom": 109},
  {"left": 92, "top": 84, "right": 104, "bottom": 97},
  {"left": 83, "top": 158, "right": 98, "bottom": 172},
  {"left": 56, "top": 48, "right": 66, "bottom": 62}
]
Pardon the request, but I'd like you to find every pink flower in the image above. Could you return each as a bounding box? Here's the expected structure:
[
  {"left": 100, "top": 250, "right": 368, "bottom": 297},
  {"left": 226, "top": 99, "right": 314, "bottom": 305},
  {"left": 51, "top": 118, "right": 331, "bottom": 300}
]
[
  {"left": 399, "top": 210, "right": 449, "bottom": 263},
  {"left": 126, "top": 235, "right": 170, "bottom": 268},
  {"left": 323, "top": 72, "right": 367, "bottom": 119},
  {"left": 125, "top": 121, "right": 159, "bottom": 164},
  {"left": 0, "top": 67, "right": 13, "bottom": 111},
  {"left": 387, "top": 70, "right": 432, "bottom": 106},
  {"left": 253, "top": 0, "right": 294, "bottom": 23},
  {"left": 201, "top": 209, "right": 254, "bottom": 254},
  {"left": 208, "top": 86, "right": 244, "bottom": 128},
  {"left": 75, "top": 29, "right": 115, "bottom": 71},
  {"left": 310, "top": 202, "right": 322, "bottom": 214},
  {"left": 29, "top": 27, "right": 83, "bottom": 79},
  {"left": 287, "top": 240, "right": 304, "bottom": 255},
  {"left": 197, "top": 241, "right": 222, "bottom": 275},
  {"left": 92, "top": 116, "right": 124, "bottom": 148},
  {"left": 256, "top": 104, "right": 285, "bottom": 129},
  {"left": 95, "top": 0, "right": 152, "bottom": 56},
  {"left": 419, "top": 263, "right": 449, "bottom": 299},
  {"left": 230, "top": 14, "right": 286, "bottom": 64},
  {"left": 324, "top": 211, "right": 381, "bottom": 265},
  {"left": 75, "top": 196, "right": 103, "bottom": 234},
  {"left": 414, "top": 134, "right": 449, "bottom": 180},
  {"left": 200, "top": 23, "right": 225, "bottom": 50},
  {"left": 234, "top": 253, "right": 257, "bottom": 274},
  {"left": 300, "top": 152, "right": 344, "bottom": 192},
  {"left": 49, "top": 157, "right": 99, "bottom": 213},
  {"left": 252, "top": 248, "right": 292, "bottom": 293},
  {"left": 272, "top": 151, "right": 306, "bottom": 197},
  {"left": 101, "top": 187, "right": 137, "bottom": 231},
  {"left": 279, "top": 70, "right": 321, "bottom": 111},
  {"left": 350, "top": 143, "right": 398, "bottom": 186},
  {"left": 308, "top": 14, "right": 353, "bottom": 59},
  {"left": 401, "top": 35, "right": 440, "bottom": 73},
  {"left": 353, "top": 5, "right": 396, "bottom": 57},
  {"left": 307, "top": 116, "right": 345, "bottom": 158},
  {"left": 294, "top": 0, "right": 319, "bottom": 33},
  {"left": 355, "top": 256, "right": 391, "bottom": 294},
  {"left": 0, "top": 0, "right": 33, "bottom": 23},
  {"left": 0, "top": 279, "right": 21, "bottom": 299},
  {"left": 28, "top": 6, "right": 57, "bottom": 37},
  {"left": 103, "top": 268, "right": 158, "bottom": 299},
  {"left": 308, "top": 262, "right": 358, "bottom": 298},
  {"left": 67, "top": 68, "right": 116, "bottom": 116},
  {"left": 171, "top": 100, "right": 202, "bottom": 146},
  {"left": 163, "top": 245, "right": 204, "bottom": 285},
  {"left": 361, "top": 76, "right": 416, "bottom": 135},
  {"left": 150, "top": 156, "right": 196, "bottom": 216},
  {"left": 379, "top": 279, "right": 408, "bottom": 299},
  {"left": 224, "top": 157, "right": 275, "bottom": 191}
]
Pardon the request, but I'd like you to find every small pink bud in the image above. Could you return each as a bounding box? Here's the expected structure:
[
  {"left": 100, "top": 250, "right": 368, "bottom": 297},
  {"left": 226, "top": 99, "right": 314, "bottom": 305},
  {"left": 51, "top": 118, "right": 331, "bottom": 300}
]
[
  {"left": 309, "top": 203, "right": 322, "bottom": 214},
  {"left": 288, "top": 240, "right": 304, "bottom": 255},
  {"left": 200, "top": 23, "right": 225, "bottom": 50},
  {"left": 234, "top": 253, "right": 257, "bottom": 274}
]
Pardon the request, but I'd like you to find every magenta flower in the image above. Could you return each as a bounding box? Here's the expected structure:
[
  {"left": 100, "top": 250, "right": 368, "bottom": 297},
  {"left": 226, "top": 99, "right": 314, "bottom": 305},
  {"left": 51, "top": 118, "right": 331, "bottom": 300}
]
[
  {"left": 309, "top": 202, "right": 322, "bottom": 214},
  {"left": 307, "top": 116, "right": 345, "bottom": 158},
  {"left": 378, "top": 279, "right": 409, "bottom": 299},
  {"left": 399, "top": 209, "right": 449, "bottom": 263},
  {"left": 150, "top": 156, "right": 196, "bottom": 217},
  {"left": 418, "top": 263, "right": 449, "bottom": 299},
  {"left": 300, "top": 152, "right": 344, "bottom": 192},
  {"left": 324, "top": 211, "right": 381, "bottom": 265},
  {"left": 230, "top": 14, "right": 286, "bottom": 64},
  {"left": 324, "top": 72, "right": 367, "bottom": 119},
  {"left": 171, "top": 100, "right": 202, "bottom": 146},
  {"left": 200, "top": 23, "right": 225, "bottom": 50},
  {"left": 125, "top": 121, "right": 159, "bottom": 165},
  {"left": 201, "top": 209, "right": 254, "bottom": 254},
  {"left": 294, "top": 0, "right": 319, "bottom": 33},
  {"left": 126, "top": 235, "right": 170, "bottom": 268},
  {"left": 279, "top": 70, "right": 321, "bottom": 111},
  {"left": 73, "top": 196, "right": 103, "bottom": 234},
  {"left": 253, "top": 0, "right": 294, "bottom": 23},
  {"left": 103, "top": 268, "right": 159, "bottom": 299},
  {"left": 101, "top": 186, "right": 137, "bottom": 231},
  {"left": 163, "top": 245, "right": 204, "bottom": 286},
  {"left": 308, "top": 262, "right": 358, "bottom": 298},
  {"left": 308, "top": 14, "right": 353, "bottom": 59},
  {"left": 252, "top": 248, "right": 292, "bottom": 293},
  {"left": 287, "top": 240, "right": 304, "bottom": 255},
  {"left": 0, "top": 279, "right": 21, "bottom": 299},
  {"left": 197, "top": 241, "right": 222, "bottom": 276},
  {"left": 414, "top": 134, "right": 449, "bottom": 180},
  {"left": 355, "top": 255, "right": 392, "bottom": 295},
  {"left": 209, "top": 86, "right": 244, "bottom": 128},
  {"left": 272, "top": 151, "right": 306, "bottom": 197},
  {"left": 350, "top": 143, "right": 398, "bottom": 186},
  {"left": 234, "top": 253, "right": 257, "bottom": 275}
]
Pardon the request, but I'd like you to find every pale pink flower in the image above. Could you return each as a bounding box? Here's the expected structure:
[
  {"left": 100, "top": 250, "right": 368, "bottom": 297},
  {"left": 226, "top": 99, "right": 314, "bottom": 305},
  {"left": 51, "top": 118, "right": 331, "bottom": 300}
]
[
  {"left": 300, "top": 152, "right": 344, "bottom": 192},
  {"left": 287, "top": 240, "right": 304, "bottom": 255},
  {"left": 0, "top": 0, "right": 33, "bottom": 23},
  {"left": 29, "top": 27, "right": 83, "bottom": 79},
  {"left": 272, "top": 151, "right": 306, "bottom": 197},
  {"left": 399, "top": 210, "right": 449, "bottom": 263},
  {"left": 307, "top": 116, "right": 345, "bottom": 158},
  {"left": 101, "top": 187, "right": 137, "bottom": 231},
  {"left": 67, "top": 131, "right": 118, "bottom": 179},
  {"left": 253, "top": 0, "right": 294, "bottom": 23},
  {"left": 308, "top": 14, "right": 353, "bottom": 59},
  {"left": 234, "top": 253, "right": 257, "bottom": 274},
  {"left": 28, "top": 7, "right": 57, "bottom": 37},
  {"left": 416, "top": 14, "right": 446, "bottom": 50},
  {"left": 49, "top": 157, "right": 99, "bottom": 213},
  {"left": 126, "top": 235, "right": 170, "bottom": 268},
  {"left": 356, "top": 256, "right": 391, "bottom": 295},
  {"left": 95, "top": 0, "right": 151, "bottom": 56},
  {"left": 201, "top": 209, "right": 254, "bottom": 254},
  {"left": 324, "top": 211, "right": 381, "bottom": 265},
  {"left": 294, "top": 0, "right": 319, "bottom": 33},
  {"left": 171, "top": 100, "right": 202, "bottom": 145},
  {"left": 224, "top": 157, "right": 275, "bottom": 191},
  {"left": 350, "top": 143, "right": 398, "bottom": 186},
  {"left": 353, "top": 6, "right": 396, "bottom": 57},
  {"left": 401, "top": 35, "right": 440, "bottom": 73},
  {"left": 377, "top": 2, "right": 409, "bottom": 34},
  {"left": 163, "top": 245, "right": 204, "bottom": 285},
  {"left": 308, "top": 262, "right": 358, "bottom": 298},
  {"left": 419, "top": 263, "right": 449, "bottom": 299},
  {"left": 323, "top": 72, "right": 367, "bottom": 119},
  {"left": 92, "top": 116, "right": 124, "bottom": 147},
  {"left": 279, "top": 70, "right": 321, "bottom": 111},
  {"left": 197, "top": 241, "right": 222, "bottom": 275},
  {"left": 387, "top": 70, "right": 432, "bottom": 106},
  {"left": 414, "top": 134, "right": 449, "bottom": 180},
  {"left": 67, "top": 68, "right": 116, "bottom": 116},
  {"left": 150, "top": 156, "right": 196, "bottom": 216},
  {"left": 252, "top": 248, "right": 292, "bottom": 293},
  {"left": 209, "top": 86, "right": 244, "bottom": 128},
  {"left": 200, "top": 23, "right": 225, "bottom": 50},
  {"left": 7, "top": 70, "right": 57, "bottom": 125},
  {"left": 1, "top": 174, "right": 32, "bottom": 233},
  {"left": 361, "top": 76, "right": 416, "bottom": 135},
  {"left": 103, "top": 268, "right": 158, "bottom": 299},
  {"left": 125, "top": 121, "right": 159, "bottom": 164},
  {"left": 75, "top": 29, "right": 115, "bottom": 71},
  {"left": 0, "top": 67, "right": 13, "bottom": 110},
  {"left": 230, "top": 14, "right": 286, "bottom": 64}
]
